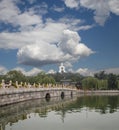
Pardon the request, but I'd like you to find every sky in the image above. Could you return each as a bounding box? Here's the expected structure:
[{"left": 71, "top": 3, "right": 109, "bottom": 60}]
[{"left": 0, "top": 0, "right": 119, "bottom": 76}]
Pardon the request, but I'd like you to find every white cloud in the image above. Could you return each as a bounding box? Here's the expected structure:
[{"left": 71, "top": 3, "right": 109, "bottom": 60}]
[
  {"left": 0, "top": 0, "right": 20, "bottom": 24},
  {"left": 13, "top": 67, "right": 43, "bottom": 76},
  {"left": 0, "top": 66, "right": 8, "bottom": 75},
  {"left": 64, "top": 62, "right": 73, "bottom": 68},
  {"left": 51, "top": 5, "right": 65, "bottom": 12},
  {"left": 80, "top": 0, "right": 110, "bottom": 25},
  {"left": 0, "top": 0, "right": 42, "bottom": 28},
  {"left": 47, "top": 69, "right": 56, "bottom": 74},
  {"left": 109, "top": 0, "right": 119, "bottom": 15},
  {"left": 0, "top": 0, "right": 94, "bottom": 67},
  {"left": 76, "top": 68, "right": 94, "bottom": 76},
  {"left": 80, "top": 0, "right": 119, "bottom": 25},
  {"left": 76, "top": 25, "right": 94, "bottom": 31},
  {"left": 64, "top": 0, "right": 80, "bottom": 9},
  {"left": 17, "top": 29, "right": 94, "bottom": 66},
  {"left": 76, "top": 67, "right": 119, "bottom": 76},
  {"left": 64, "top": 0, "right": 119, "bottom": 25}
]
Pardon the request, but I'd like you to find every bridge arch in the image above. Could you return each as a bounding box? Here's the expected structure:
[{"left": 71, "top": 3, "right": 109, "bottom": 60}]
[
  {"left": 61, "top": 91, "right": 65, "bottom": 99},
  {"left": 45, "top": 93, "right": 50, "bottom": 101},
  {"left": 71, "top": 91, "right": 73, "bottom": 97}
]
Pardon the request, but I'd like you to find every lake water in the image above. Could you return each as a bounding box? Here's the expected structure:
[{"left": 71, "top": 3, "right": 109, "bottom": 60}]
[{"left": 0, "top": 94, "right": 119, "bottom": 130}]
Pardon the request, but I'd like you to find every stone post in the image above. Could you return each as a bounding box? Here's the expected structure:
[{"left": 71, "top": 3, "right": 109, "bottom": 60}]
[
  {"left": 33, "top": 83, "right": 36, "bottom": 88},
  {"left": 9, "top": 80, "right": 12, "bottom": 86},
  {"left": 28, "top": 83, "right": 31, "bottom": 88},
  {"left": 16, "top": 81, "right": 19, "bottom": 88},
  {"left": 39, "top": 83, "right": 41, "bottom": 88},
  {"left": 24, "top": 82, "right": 27, "bottom": 88},
  {"left": 1, "top": 79, "right": 5, "bottom": 88}
]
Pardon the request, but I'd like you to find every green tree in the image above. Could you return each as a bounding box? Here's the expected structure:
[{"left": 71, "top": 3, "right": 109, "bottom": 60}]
[
  {"left": 108, "top": 73, "right": 118, "bottom": 89},
  {"left": 117, "top": 80, "right": 119, "bottom": 90},
  {"left": 94, "top": 71, "right": 107, "bottom": 80},
  {"left": 97, "top": 79, "right": 108, "bottom": 90},
  {"left": 5, "top": 70, "right": 26, "bottom": 83},
  {"left": 41, "top": 76, "right": 55, "bottom": 85},
  {"left": 82, "top": 77, "right": 98, "bottom": 90}
]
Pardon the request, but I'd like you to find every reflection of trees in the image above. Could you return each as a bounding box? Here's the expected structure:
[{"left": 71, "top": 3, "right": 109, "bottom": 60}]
[
  {"left": 0, "top": 95, "right": 119, "bottom": 129},
  {"left": 54, "top": 95, "right": 119, "bottom": 116},
  {"left": 0, "top": 96, "right": 75, "bottom": 129},
  {"left": 65, "top": 95, "right": 119, "bottom": 114}
]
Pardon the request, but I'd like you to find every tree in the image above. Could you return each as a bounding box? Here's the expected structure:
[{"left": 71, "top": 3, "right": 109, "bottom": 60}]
[
  {"left": 117, "top": 80, "right": 119, "bottom": 90},
  {"left": 108, "top": 73, "right": 118, "bottom": 89},
  {"left": 94, "top": 71, "right": 107, "bottom": 80},
  {"left": 5, "top": 70, "right": 26, "bottom": 83},
  {"left": 97, "top": 79, "right": 108, "bottom": 90},
  {"left": 82, "top": 77, "right": 98, "bottom": 90},
  {"left": 41, "top": 76, "right": 56, "bottom": 85}
]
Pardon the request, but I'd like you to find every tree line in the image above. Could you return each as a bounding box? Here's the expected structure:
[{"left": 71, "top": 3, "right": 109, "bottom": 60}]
[{"left": 0, "top": 70, "right": 119, "bottom": 90}]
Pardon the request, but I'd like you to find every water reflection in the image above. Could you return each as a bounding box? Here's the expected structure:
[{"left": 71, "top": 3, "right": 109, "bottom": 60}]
[
  {"left": 0, "top": 94, "right": 119, "bottom": 130},
  {"left": 0, "top": 96, "right": 75, "bottom": 130}
]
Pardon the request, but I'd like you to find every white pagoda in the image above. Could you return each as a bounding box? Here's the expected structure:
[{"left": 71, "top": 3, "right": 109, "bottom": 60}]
[{"left": 59, "top": 63, "right": 66, "bottom": 73}]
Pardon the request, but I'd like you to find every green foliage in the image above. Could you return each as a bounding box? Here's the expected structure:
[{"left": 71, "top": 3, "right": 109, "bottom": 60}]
[
  {"left": 82, "top": 77, "right": 108, "bottom": 90},
  {"left": 0, "top": 83, "right": 2, "bottom": 88},
  {"left": 5, "top": 70, "right": 26, "bottom": 83},
  {"left": 94, "top": 71, "right": 107, "bottom": 80},
  {"left": 41, "top": 76, "right": 56, "bottom": 84},
  {"left": 12, "top": 83, "right": 18, "bottom": 88},
  {"left": 117, "top": 80, "right": 119, "bottom": 89},
  {"left": 108, "top": 73, "right": 118, "bottom": 89},
  {"left": 82, "top": 77, "right": 98, "bottom": 90},
  {"left": 0, "top": 70, "right": 119, "bottom": 90},
  {"left": 97, "top": 79, "right": 108, "bottom": 90},
  {"left": 48, "top": 72, "right": 83, "bottom": 83}
]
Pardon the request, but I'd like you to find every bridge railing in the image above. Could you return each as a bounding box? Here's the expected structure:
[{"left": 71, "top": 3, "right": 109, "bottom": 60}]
[{"left": 0, "top": 79, "right": 76, "bottom": 92}]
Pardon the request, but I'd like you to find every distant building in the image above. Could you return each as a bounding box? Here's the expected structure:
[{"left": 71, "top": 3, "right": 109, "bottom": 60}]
[{"left": 59, "top": 63, "right": 66, "bottom": 73}]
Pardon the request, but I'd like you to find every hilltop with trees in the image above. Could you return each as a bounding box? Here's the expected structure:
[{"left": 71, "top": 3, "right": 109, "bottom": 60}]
[{"left": 0, "top": 70, "right": 119, "bottom": 90}]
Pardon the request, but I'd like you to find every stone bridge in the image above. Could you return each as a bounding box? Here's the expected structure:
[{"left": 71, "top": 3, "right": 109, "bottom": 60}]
[{"left": 0, "top": 87, "right": 77, "bottom": 106}]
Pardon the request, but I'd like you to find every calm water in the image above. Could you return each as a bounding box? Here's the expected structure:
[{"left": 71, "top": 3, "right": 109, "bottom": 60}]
[{"left": 0, "top": 94, "right": 119, "bottom": 130}]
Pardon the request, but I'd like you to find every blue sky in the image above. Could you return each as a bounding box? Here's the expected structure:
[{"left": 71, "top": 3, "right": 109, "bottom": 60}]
[{"left": 0, "top": 0, "right": 119, "bottom": 76}]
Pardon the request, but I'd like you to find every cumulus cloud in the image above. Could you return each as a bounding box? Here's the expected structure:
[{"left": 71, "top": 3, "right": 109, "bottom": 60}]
[
  {"left": 13, "top": 67, "right": 43, "bottom": 76},
  {"left": 17, "top": 29, "right": 93, "bottom": 66},
  {"left": 76, "top": 68, "right": 94, "bottom": 76},
  {"left": 0, "top": 0, "right": 94, "bottom": 67},
  {"left": 76, "top": 67, "right": 119, "bottom": 76},
  {"left": 80, "top": 0, "right": 119, "bottom": 25},
  {"left": 64, "top": 0, "right": 80, "bottom": 8},
  {"left": 64, "top": 0, "right": 119, "bottom": 25},
  {"left": 47, "top": 69, "right": 56, "bottom": 74},
  {"left": 0, "top": 0, "right": 42, "bottom": 28}
]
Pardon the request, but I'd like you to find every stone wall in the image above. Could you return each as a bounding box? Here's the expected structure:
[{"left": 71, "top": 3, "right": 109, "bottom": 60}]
[{"left": 0, "top": 88, "right": 77, "bottom": 106}]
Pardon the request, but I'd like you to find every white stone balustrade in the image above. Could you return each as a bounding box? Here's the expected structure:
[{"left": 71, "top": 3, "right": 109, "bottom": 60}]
[{"left": 0, "top": 79, "right": 76, "bottom": 90}]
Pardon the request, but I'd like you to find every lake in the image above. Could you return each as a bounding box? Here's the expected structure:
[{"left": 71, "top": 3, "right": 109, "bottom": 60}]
[{"left": 0, "top": 94, "right": 119, "bottom": 130}]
